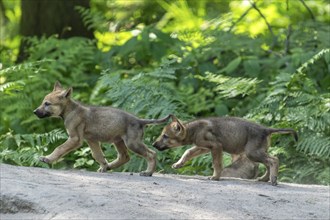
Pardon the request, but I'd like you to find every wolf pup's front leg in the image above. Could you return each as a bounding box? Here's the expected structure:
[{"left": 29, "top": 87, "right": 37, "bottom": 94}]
[
  {"left": 172, "top": 146, "right": 210, "bottom": 169},
  {"left": 40, "top": 135, "right": 83, "bottom": 164}
]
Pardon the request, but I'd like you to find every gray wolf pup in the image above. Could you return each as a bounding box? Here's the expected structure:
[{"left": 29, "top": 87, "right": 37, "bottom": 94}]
[
  {"left": 221, "top": 153, "right": 259, "bottom": 179},
  {"left": 153, "top": 115, "right": 298, "bottom": 185},
  {"left": 34, "top": 81, "right": 170, "bottom": 176}
]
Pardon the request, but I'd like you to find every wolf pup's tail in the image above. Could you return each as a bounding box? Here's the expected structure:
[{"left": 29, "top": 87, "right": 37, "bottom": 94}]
[
  {"left": 268, "top": 128, "right": 298, "bottom": 142},
  {"left": 140, "top": 115, "right": 171, "bottom": 126}
]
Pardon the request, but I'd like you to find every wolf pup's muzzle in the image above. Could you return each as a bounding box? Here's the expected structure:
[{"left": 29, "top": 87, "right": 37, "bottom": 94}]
[
  {"left": 33, "top": 109, "right": 51, "bottom": 118},
  {"left": 152, "top": 142, "right": 168, "bottom": 151}
]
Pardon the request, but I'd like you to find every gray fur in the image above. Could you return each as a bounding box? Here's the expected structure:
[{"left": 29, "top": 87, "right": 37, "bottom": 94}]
[
  {"left": 34, "top": 81, "right": 170, "bottom": 176},
  {"left": 153, "top": 115, "right": 297, "bottom": 185}
]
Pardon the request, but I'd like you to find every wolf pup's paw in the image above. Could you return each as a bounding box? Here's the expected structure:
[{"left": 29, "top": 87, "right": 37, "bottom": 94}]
[
  {"left": 39, "top": 156, "right": 51, "bottom": 164},
  {"left": 208, "top": 176, "right": 220, "bottom": 181},
  {"left": 139, "top": 171, "right": 153, "bottom": 177},
  {"left": 172, "top": 162, "right": 183, "bottom": 169},
  {"left": 97, "top": 166, "right": 108, "bottom": 173},
  {"left": 270, "top": 176, "right": 278, "bottom": 186},
  {"left": 257, "top": 176, "right": 270, "bottom": 182}
]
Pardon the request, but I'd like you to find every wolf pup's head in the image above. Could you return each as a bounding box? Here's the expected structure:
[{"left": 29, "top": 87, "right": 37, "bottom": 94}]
[
  {"left": 33, "top": 81, "right": 72, "bottom": 119},
  {"left": 152, "top": 115, "right": 187, "bottom": 151}
]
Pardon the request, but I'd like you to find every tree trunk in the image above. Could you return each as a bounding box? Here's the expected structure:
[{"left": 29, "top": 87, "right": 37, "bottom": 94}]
[
  {"left": 0, "top": 0, "right": 8, "bottom": 25},
  {"left": 17, "top": 0, "right": 94, "bottom": 62}
]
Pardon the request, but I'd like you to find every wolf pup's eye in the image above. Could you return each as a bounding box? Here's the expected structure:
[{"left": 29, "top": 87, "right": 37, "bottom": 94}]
[
  {"left": 163, "top": 134, "right": 169, "bottom": 139},
  {"left": 44, "top": 102, "right": 51, "bottom": 106}
]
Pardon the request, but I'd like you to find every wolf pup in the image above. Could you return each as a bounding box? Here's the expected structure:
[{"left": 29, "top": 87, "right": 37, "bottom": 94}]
[
  {"left": 221, "top": 153, "right": 259, "bottom": 179},
  {"left": 153, "top": 115, "right": 298, "bottom": 185},
  {"left": 34, "top": 81, "right": 170, "bottom": 176}
]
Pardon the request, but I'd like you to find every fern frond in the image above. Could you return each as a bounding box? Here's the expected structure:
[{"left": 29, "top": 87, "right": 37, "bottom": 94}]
[
  {"left": 0, "top": 129, "right": 67, "bottom": 167},
  {"left": 10, "top": 129, "right": 67, "bottom": 150},
  {"left": 297, "top": 134, "right": 330, "bottom": 157},
  {"left": 75, "top": 6, "right": 107, "bottom": 31},
  {"left": 248, "top": 51, "right": 330, "bottom": 159},
  {"left": 93, "top": 58, "right": 182, "bottom": 118},
  {"left": 0, "top": 81, "right": 24, "bottom": 93},
  {"left": 196, "top": 71, "right": 261, "bottom": 98},
  {"left": 0, "top": 59, "right": 53, "bottom": 75},
  {"left": 296, "top": 48, "right": 330, "bottom": 74}
]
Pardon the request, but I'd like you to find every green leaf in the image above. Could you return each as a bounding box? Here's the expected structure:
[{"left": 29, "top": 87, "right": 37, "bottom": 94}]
[
  {"left": 220, "top": 57, "right": 241, "bottom": 74},
  {"left": 243, "top": 58, "right": 260, "bottom": 77},
  {"left": 197, "top": 72, "right": 261, "bottom": 98}
]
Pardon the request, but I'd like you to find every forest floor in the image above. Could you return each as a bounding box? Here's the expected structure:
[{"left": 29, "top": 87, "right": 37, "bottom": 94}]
[{"left": 1, "top": 163, "right": 329, "bottom": 220}]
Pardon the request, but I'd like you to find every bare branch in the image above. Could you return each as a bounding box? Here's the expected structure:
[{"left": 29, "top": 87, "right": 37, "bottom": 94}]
[
  {"left": 249, "top": 1, "right": 275, "bottom": 37},
  {"left": 228, "top": 5, "right": 253, "bottom": 33},
  {"left": 299, "top": 0, "right": 315, "bottom": 21},
  {"left": 285, "top": 24, "right": 292, "bottom": 55},
  {"left": 249, "top": 0, "right": 277, "bottom": 46}
]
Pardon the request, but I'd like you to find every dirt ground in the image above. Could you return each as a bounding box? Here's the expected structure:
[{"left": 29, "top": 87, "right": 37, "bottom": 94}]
[{"left": 1, "top": 163, "right": 329, "bottom": 220}]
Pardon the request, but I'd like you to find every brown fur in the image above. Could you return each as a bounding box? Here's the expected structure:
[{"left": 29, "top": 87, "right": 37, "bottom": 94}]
[
  {"left": 221, "top": 154, "right": 259, "bottom": 179},
  {"left": 34, "top": 81, "right": 170, "bottom": 176},
  {"left": 153, "top": 115, "right": 298, "bottom": 185}
]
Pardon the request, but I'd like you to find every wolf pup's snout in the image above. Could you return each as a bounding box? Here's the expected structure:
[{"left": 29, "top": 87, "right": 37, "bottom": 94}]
[
  {"left": 33, "top": 108, "right": 50, "bottom": 118},
  {"left": 152, "top": 141, "right": 167, "bottom": 151},
  {"left": 33, "top": 108, "right": 41, "bottom": 117},
  {"left": 152, "top": 141, "right": 160, "bottom": 149}
]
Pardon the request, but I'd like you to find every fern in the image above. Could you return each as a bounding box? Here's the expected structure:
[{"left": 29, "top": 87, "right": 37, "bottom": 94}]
[
  {"left": 26, "top": 36, "right": 99, "bottom": 87},
  {"left": 196, "top": 71, "right": 261, "bottom": 98},
  {"left": 0, "top": 37, "right": 101, "bottom": 168},
  {"left": 75, "top": 6, "right": 108, "bottom": 31},
  {"left": 0, "top": 129, "right": 67, "bottom": 166},
  {"left": 93, "top": 58, "right": 183, "bottom": 118},
  {"left": 0, "top": 59, "right": 51, "bottom": 74},
  {"left": 0, "top": 81, "right": 24, "bottom": 94},
  {"left": 0, "top": 60, "right": 56, "bottom": 133},
  {"left": 249, "top": 50, "right": 330, "bottom": 159},
  {"left": 298, "top": 134, "right": 330, "bottom": 157},
  {"left": 1, "top": 1, "right": 329, "bottom": 184},
  {"left": 296, "top": 48, "right": 330, "bottom": 74},
  {"left": 279, "top": 153, "right": 330, "bottom": 185}
]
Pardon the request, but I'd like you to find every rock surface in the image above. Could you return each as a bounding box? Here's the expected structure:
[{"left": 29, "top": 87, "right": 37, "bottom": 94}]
[{"left": 1, "top": 163, "right": 329, "bottom": 220}]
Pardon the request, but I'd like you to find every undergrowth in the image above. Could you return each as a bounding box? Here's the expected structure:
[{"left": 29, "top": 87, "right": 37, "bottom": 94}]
[{"left": 1, "top": 1, "right": 329, "bottom": 185}]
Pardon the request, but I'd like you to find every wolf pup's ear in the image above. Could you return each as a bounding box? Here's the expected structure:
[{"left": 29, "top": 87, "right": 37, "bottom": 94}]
[
  {"left": 53, "top": 81, "right": 63, "bottom": 91},
  {"left": 170, "top": 114, "right": 178, "bottom": 122},
  {"left": 171, "top": 122, "right": 181, "bottom": 133},
  {"left": 171, "top": 120, "right": 186, "bottom": 138},
  {"left": 176, "top": 118, "right": 184, "bottom": 129},
  {"left": 60, "top": 87, "right": 73, "bottom": 98}
]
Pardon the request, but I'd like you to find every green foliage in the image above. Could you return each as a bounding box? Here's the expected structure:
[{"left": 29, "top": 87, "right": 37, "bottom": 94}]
[
  {"left": 196, "top": 71, "right": 261, "bottom": 98},
  {"left": 75, "top": 6, "right": 107, "bottom": 31},
  {"left": 26, "top": 36, "right": 100, "bottom": 89},
  {"left": 94, "top": 58, "right": 182, "bottom": 117},
  {"left": 0, "top": 0, "right": 21, "bottom": 65},
  {"left": 248, "top": 49, "right": 330, "bottom": 184},
  {"left": 1, "top": 0, "right": 329, "bottom": 185},
  {"left": 0, "top": 129, "right": 66, "bottom": 167},
  {"left": 250, "top": 49, "right": 330, "bottom": 156},
  {"left": 0, "top": 60, "right": 56, "bottom": 134},
  {"left": 0, "top": 36, "right": 100, "bottom": 168},
  {"left": 106, "top": 26, "right": 180, "bottom": 68}
]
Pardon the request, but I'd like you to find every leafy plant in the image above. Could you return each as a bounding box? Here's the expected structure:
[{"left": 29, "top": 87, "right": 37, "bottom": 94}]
[
  {"left": 1, "top": 0, "right": 329, "bottom": 185},
  {"left": 196, "top": 71, "right": 261, "bottom": 99},
  {"left": 0, "top": 129, "right": 66, "bottom": 167},
  {"left": 247, "top": 49, "right": 330, "bottom": 184},
  {"left": 0, "top": 36, "right": 100, "bottom": 169}
]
